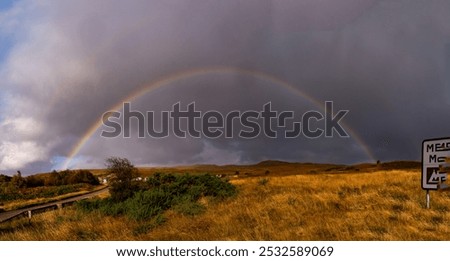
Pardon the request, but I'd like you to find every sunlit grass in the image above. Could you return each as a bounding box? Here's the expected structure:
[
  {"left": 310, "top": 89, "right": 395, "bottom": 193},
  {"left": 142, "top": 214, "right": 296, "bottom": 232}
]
[{"left": 1, "top": 169, "right": 448, "bottom": 240}]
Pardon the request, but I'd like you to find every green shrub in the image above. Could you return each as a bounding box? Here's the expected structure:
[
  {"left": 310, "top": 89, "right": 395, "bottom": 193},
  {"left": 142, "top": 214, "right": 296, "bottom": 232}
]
[
  {"left": 145, "top": 173, "right": 236, "bottom": 199},
  {"left": 77, "top": 173, "right": 237, "bottom": 224},
  {"left": 124, "top": 189, "right": 172, "bottom": 220},
  {"left": 173, "top": 197, "right": 206, "bottom": 216},
  {"left": 132, "top": 214, "right": 166, "bottom": 236},
  {"left": 258, "top": 178, "right": 269, "bottom": 186},
  {"left": 100, "top": 201, "right": 126, "bottom": 217},
  {"left": 76, "top": 198, "right": 104, "bottom": 212}
]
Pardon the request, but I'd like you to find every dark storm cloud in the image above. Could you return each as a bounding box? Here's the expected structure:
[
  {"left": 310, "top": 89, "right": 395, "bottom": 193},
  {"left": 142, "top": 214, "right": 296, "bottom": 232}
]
[{"left": 1, "top": 0, "right": 450, "bottom": 173}]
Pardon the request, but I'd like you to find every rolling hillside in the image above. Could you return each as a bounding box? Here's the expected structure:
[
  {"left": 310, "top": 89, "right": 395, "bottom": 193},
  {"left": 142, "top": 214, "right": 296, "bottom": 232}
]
[{"left": 1, "top": 161, "right": 449, "bottom": 241}]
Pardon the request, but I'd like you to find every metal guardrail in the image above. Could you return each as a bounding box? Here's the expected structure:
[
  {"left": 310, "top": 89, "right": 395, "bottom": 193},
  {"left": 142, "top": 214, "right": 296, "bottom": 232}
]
[
  {"left": 0, "top": 187, "right": 108, "bottom": 223},
  {"left": 0, "top": 203, "right": 63, "bottom": 223}
]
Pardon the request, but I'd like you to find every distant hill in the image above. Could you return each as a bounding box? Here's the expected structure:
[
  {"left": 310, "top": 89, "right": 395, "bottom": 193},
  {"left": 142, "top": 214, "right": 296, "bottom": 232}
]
[
  {"left": 379, "top": 161, "right": 421, "bottom": 170},
  {"left": 12, "top": 160, "right": 422, "bottom": 179},
  {"left": 255, "top": 160, "right": 291, "bottom": 166}
]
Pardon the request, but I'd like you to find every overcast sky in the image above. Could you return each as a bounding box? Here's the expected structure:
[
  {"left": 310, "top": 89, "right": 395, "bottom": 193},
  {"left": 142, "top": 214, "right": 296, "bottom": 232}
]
[{"left": 1, "top": 0, "right": 450, "bottom": 175}]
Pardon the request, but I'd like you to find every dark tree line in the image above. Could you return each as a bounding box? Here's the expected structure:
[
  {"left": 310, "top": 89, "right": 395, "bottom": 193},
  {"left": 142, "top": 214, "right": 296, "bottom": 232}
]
[{"left": 0, "top": 169, "right": 99, "bottom": 189}]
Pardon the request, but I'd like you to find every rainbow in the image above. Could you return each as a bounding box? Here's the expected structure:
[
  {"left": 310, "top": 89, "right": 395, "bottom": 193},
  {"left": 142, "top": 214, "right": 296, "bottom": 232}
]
[{"left": 62, "top": 66, "right": 375, "bottom": 169}]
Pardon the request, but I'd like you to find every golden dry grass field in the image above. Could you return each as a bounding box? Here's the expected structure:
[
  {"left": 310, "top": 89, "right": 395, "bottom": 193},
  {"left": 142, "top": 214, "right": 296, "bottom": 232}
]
[{"left": 0, "top": 162, "right": 449, "bottom": 240}]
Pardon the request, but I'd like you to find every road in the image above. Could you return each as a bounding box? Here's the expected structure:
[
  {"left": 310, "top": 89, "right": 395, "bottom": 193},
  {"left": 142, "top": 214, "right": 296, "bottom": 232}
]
[{"left": 0, "top": 187, "right": 109, "bottom": 223}]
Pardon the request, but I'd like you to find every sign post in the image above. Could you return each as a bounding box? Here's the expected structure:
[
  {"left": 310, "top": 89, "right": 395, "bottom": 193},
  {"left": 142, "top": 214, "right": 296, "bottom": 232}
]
[{"left": 422, "top": 137, "right": 450, "bottom": 208}]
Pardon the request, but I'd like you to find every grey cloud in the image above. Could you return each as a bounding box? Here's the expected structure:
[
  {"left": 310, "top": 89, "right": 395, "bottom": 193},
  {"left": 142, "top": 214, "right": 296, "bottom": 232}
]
[{"left": 1, "top": 0, "right": 450, "bottom": 174}]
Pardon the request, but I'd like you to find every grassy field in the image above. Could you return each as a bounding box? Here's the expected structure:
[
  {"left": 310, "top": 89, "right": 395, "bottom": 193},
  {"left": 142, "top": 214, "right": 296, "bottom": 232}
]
[{"left": 0, "top": 162, "right": 449, "bottom": 240}]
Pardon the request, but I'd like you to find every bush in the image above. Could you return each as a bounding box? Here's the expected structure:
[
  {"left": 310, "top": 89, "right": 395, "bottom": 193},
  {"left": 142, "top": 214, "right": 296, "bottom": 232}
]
[
  {"left": 124, "top": 189, "right": 172, "bottom": 220},
  {"left": 258, "top": 178, "right": 269, "bottom": 186},
  {"left": 77, "top": 173, "right": 237, "bottom": 223},
  {"left": 76, "top": 198, "right": 104, "bottom": 212},
  {"left": 25, "top": 175, "right": 44, "bottom": 187},
  {"left": 71, "top": 170, "right": 100, "bottom": 186},
  {"left": 99, "top": 200, "right": 126, "bottom": 217},
  {"left": 105, "top": 157, "right": 139, "bottom": 202},
  {"left": 173, "top": 197, "right": 206, "bottom": 216},
  {"left": 145, "top": 173, "right": 236, "bottom": 200}
]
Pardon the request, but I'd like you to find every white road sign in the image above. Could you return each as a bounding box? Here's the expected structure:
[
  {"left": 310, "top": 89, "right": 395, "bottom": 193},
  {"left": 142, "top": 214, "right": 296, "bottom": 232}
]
[{"left": 422, "top": 137, "right": 450, "bottom": 190}]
